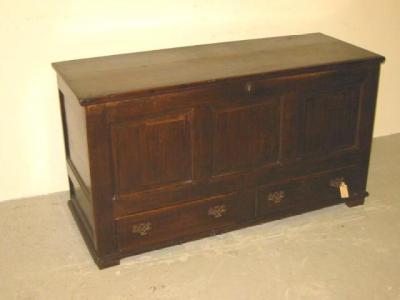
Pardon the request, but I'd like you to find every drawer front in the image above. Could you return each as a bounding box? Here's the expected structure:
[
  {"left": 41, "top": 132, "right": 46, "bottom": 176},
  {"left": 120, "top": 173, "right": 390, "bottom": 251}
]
[
  {"left": 257, "top": 167, "right": 363, "bottom": 216},
  {"left": 116, "top": 190, "right": 254, "bottom": 253},
  {"left": 306, "top": 167, "right": 364, "bottom": 201}
]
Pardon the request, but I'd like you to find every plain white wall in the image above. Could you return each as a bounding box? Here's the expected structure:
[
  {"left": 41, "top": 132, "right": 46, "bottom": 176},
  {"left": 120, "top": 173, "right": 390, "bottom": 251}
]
[{"left": 0, "top": 0, "right": 399, "bottom": 202}]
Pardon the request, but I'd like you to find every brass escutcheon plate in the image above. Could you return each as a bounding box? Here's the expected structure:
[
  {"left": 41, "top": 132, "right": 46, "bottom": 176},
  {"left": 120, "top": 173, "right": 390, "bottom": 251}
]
[
  {"left": 132, "top": 222, "right": 152, "bottom": 236},
  {"left": 208, "top": 204, "right": 227, "bottom": 218},
  {"left": 329, "top": 177, "right": 344, "bottom": 188},
  {"left": 268, "top": 191, "right": 285, "bottom": 204}
]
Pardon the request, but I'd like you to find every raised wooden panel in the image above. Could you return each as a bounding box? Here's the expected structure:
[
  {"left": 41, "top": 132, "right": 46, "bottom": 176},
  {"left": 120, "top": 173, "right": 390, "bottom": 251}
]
[
  {"left": 68, "top": 170, "right": 94, "bottom": 236},
  {"left": 59, "top": 86, "right": 91, "bottom": 190},
  {"left": 211, "top": 99, "right": 280, "bottom": 175},
  {"left": 111, "top": 110, "right": 193, "bottom": 194},
  {"left": 282, "top": 83, "right": 361, "bottom": 162},
  {"left": 300, "top": 86, "right": 360, "bottom": 155}
]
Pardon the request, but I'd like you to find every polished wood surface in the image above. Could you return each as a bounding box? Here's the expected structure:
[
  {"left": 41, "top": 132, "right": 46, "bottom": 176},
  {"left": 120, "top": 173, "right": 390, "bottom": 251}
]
[
  {"left": 111, "top": 110, "right": 193, "bottom": 192},
  {"left": 54, "top": 33, "right": 384, "bottom": 269},
  {"left": 52, "top": 33, "right": 384, "bottom": 104},
  {"left": 117, "top": 190, "right": 254, "bottom": 253}
]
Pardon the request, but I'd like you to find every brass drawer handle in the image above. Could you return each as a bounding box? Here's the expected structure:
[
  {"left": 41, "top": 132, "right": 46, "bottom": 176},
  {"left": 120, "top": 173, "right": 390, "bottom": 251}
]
[
  {"left": 208, "top": 204, "right": 227, "bottom": 218},
  {"left": 329, "top": 177, "right": 344, "bottom": 188},
  {"left": 268, "top": 190, "right": 285, "bottom": 204},
  {"left": 132, "top": 222, "right": 152, "bottom": 236}
]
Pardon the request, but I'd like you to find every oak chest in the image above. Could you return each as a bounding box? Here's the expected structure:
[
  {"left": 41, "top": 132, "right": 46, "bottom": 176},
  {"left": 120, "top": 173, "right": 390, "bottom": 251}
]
[{"left": 53, "top": 33, "right": 384, "bottom": 268}]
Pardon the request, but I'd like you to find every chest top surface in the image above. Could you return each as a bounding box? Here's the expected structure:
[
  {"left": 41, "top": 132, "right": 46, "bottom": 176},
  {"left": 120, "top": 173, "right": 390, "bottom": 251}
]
[{"left": 52, "top": 33, "right": 384, "bottom": 104}]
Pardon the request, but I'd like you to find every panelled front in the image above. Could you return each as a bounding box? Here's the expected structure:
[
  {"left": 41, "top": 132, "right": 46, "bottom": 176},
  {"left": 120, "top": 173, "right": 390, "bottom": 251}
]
[
  {"left": 108, "top": 67, "right": 369, "bottom": 217},
  {"left": 208, "top": 69, "right": 367, "bottom": 178}
]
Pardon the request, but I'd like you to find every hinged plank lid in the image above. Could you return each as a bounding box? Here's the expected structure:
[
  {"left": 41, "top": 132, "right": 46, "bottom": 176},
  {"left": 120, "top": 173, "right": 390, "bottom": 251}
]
[{"left": 52, "top": 33, "right": 384, "bottom": 105}]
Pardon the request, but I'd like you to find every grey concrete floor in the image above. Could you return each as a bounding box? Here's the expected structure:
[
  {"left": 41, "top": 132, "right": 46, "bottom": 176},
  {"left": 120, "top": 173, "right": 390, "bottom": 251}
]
[{"left": 1, "top": 134, "right": 400, "bottom": 300}]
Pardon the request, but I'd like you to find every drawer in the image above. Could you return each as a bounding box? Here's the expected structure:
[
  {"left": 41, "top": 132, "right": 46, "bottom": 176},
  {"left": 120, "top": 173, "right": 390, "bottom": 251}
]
[
  {"left": 306, "top": 167, "right": 364, "bottom": 201},
  {"left": 116, "top": 190, "right": 254, "bottom": 253},
  {"left": 257, "top": 167, "right": 364, "bottom": 216}
]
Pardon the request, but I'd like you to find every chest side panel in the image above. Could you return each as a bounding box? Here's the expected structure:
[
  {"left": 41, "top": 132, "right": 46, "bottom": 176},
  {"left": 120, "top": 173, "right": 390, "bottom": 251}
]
[{"left": 58, "top": 79, "right": 94, "bottom": 237}]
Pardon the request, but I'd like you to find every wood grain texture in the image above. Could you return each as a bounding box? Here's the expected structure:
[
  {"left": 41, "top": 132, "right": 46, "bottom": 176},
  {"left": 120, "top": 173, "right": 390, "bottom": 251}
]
[
  {"left": 54, "top": 34, "right": 384, "bottom": 269},
  {"left": 117, "top": 190, "right": 254, "bottom": 253},
  {"left": 52, "top": 33, "right": 384, "bottom": 104},
  {"left": 111, "top": 110, "right": 193, "bottom": 193},
  {"left": 211, "top": 99, "right": 280, "bottom": 175}
]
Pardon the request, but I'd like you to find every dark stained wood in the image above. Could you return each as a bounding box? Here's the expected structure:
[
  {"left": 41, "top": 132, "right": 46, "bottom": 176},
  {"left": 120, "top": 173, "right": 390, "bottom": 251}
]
[
  {"left": 257, "top": 166, "right": 362, "bottom": 217},
  {"left": 114, "top": 189, "right": 368, "bottom": 261},
  {"left": 58, "top": 77, "right": 95, "bottom": 236},
  {"left": 52, "top": 33, "right": 384, "bottom": 104},
  {"left": 85, "top": 104, "right": 119, "bottom": 268},
  {"left": 117, "top": 190, "right": 254, "bottom": 253},
  {"left": 53, "top": 33, "right": 384, "bottom": 269},
  {"left": 58, "top": 77, "right": 92, "bottom": 191},
  {"left": 211, "top": 98, "right": 280, "bottom": 175},
  {"left": 110, "top": 109, "right": 193, "bottom": 193}
]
